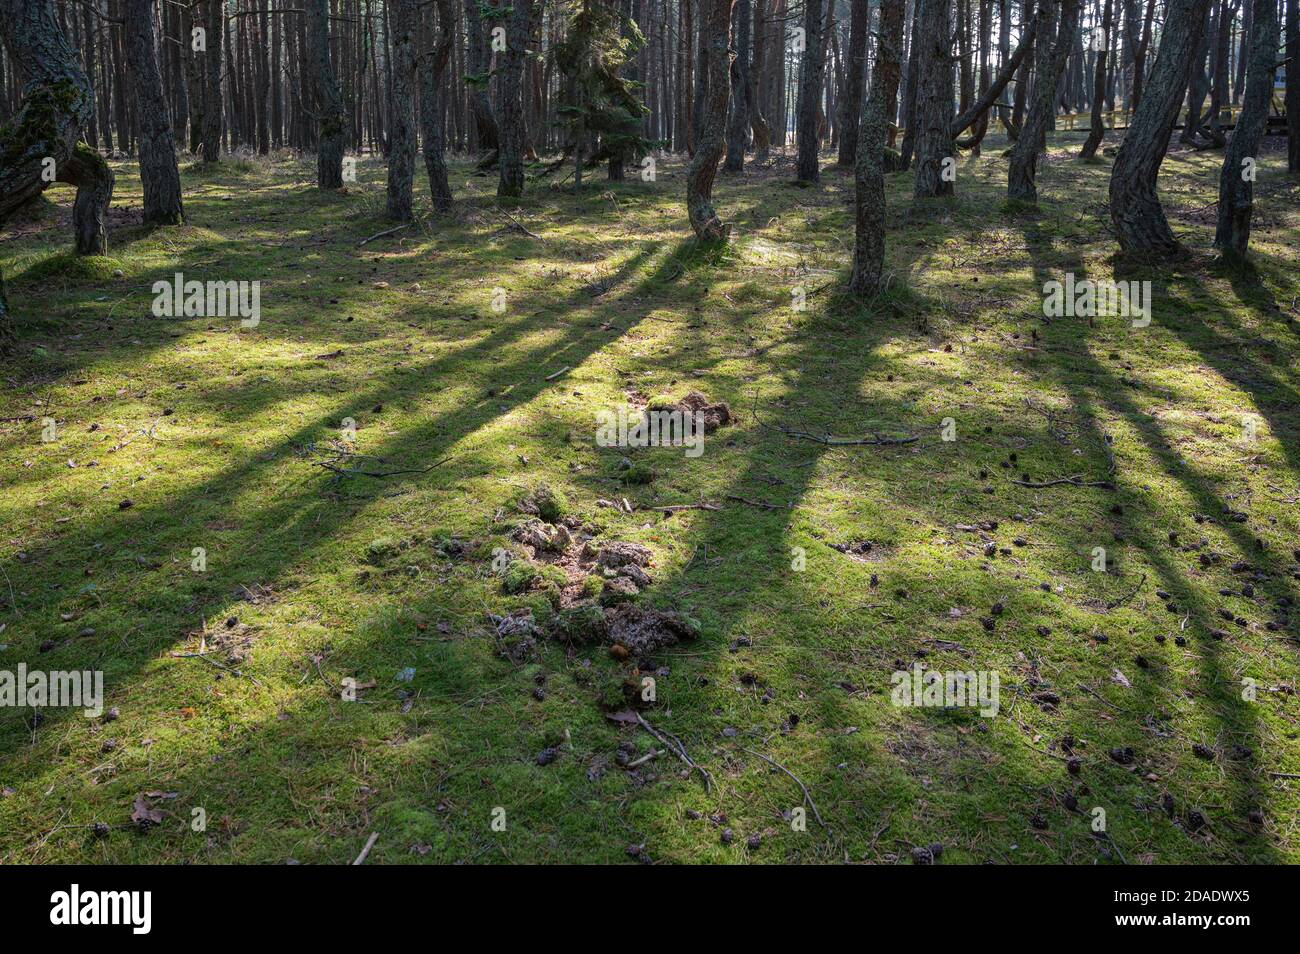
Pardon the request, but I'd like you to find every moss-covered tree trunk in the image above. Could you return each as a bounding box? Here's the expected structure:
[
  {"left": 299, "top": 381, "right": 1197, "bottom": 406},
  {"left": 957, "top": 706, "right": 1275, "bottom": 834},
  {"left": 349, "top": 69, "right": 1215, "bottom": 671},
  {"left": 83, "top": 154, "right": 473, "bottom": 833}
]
[
  {"left": 0, "top": 0, "right": 105, "bottom": 353},
  {"left": 1108, "top": 0, "right": 1211, "bottom": 254},
  {"left": 420, "top": 0, "right": 456, "bottom": 212},
  {"left": 849, "top": 0, "right": 904, "bottom": 296},
  {"left": 795, "top": 0, "right": 826, "bottom": 182},
  {"left": 686, "top": 0, "right": 733, "bottom": 241},
  {"left": 465, "top": 0, "right": 502, "bottom": 161},
  {"left": 498, "top": 0, "right": 534, "bottom": 197},
  {"left": 307, "top": 0, "right": 344, "bottom": 188},
  {"left": 1213, "top": 0, "right": 1277, "bottom": 256},
  {"left": 126, "top": 0, "right": 184, "bottom": 224},
  {"left": 386, "top": 0, "right": 417, "bottom": 219},
  {"left": 1288, "top": 0, "right": 1299, "bottom": 172}
]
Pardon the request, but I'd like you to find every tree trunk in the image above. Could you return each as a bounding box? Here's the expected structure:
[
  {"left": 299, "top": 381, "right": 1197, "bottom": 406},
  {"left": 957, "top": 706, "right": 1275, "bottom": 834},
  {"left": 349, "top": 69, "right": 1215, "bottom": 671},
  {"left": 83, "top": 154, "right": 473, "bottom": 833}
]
[
  {"left": 385, "top": 0, "right": 417, "bottom": 219},
  {"left": 1008, "top": 0, "right": 1080, "bottom": 202},
  {"left": 1080, "top": 0, "right": 1113, "bottom": 157},
  {"left": 1213, "top": 0, "right": 1276, "bottom": 255},
  {"left": 465, "top": 0, "right": 502, "bottom": 159},
  {"left": 0, "top": 0, "right": 102, "bottom": 352},
  {"left": 837, "top": 0, "right": 869, "bottom": 166},
  {"left": 307, "top": 0, "right": 345, "bottom": 187},
  {"left": 201, "top": 0, "right": 223, "bottom": 162},
  {"left": 125, "top": 0, "right": 184, "bottom": 224},
  {"left": 1108, "top": 0, "right": 1212, "bottom": 254},
  {"left": 899, "top": 0, "right": 923, "bottom": 166},
  {"left": 498, "top": 0, "right": 534, "bottom": 196},
  {"left": 1287, "top": 0, "right": 1299, "bottom": 171},
  {"left": 686, "top": 0, "right": 734, "bottom": 241},
  {"left": 850, "top": 0, "right": 905, "bottom": 296},
  {"left": 950, "top": 10, "right": 1041, "bottom": 137},
  {"left": 421, "top": 0, "right": 456, "bottom": 211},
  {"left": 796, "top": 0, "right": 827, "bottom": 181},
  {"left": 724, "top": 0, "right": 752, "bottom": 171},
  {"left": 913, "top": 0, "right": 956, "bottom": 197}
]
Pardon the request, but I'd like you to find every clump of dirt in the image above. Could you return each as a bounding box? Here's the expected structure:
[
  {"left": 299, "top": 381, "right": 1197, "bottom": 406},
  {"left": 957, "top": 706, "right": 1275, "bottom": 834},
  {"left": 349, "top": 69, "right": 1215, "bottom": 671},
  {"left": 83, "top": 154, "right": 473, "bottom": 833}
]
[
  {"left": 506, "top": 518, "right": 654, "bottom": 609},
  {"left": 516, "top": 484, "right": 567, "bottom": 523},
  {"left": 605, "top": 604, "right": 700, "bottom": 657},
  {"left": 648, "top": 391, "right": 733, "bottom": 433},
  {"left": 491, "top": 611, "right": 540, "bottom": 662},
  {"left": 199, "top": 618, "right": 258, "bottom": 665}
]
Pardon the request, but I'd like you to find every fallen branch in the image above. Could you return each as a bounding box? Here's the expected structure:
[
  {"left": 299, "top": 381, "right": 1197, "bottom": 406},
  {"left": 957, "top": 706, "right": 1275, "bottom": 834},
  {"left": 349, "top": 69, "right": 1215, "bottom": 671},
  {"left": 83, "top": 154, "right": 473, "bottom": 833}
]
[
  {"left": 636, "top": 713, "right": 711, "bottom": 792},
  {"left": 1106, "top": 573, "right": 1147, "bottom": 610},
  {"left": 357, "top": 223, "right": 411, "bottom": 247},
  {"left": 740, "top": 747, "right": 827, "bottom": 830},
  {"left": 649, "top": 501, "right": 723, "bottom": 513},
  {"left": 776, "top": 425, "right": 918, "bottom": 447},
  {"left": 314, "top": 454, "right": 453, "bottom": 479},
  {"left": 352, "top": 831, "right": 380, "bottom": 865},
  {"left": 170, "top": 651, "right": 263, "bottom": 687},
  {"left": 726, "top": 494, "right": 789, "bottom": 510},
  {"left": 1009, "top": 475, "right": 1116, "bottom": 489}
]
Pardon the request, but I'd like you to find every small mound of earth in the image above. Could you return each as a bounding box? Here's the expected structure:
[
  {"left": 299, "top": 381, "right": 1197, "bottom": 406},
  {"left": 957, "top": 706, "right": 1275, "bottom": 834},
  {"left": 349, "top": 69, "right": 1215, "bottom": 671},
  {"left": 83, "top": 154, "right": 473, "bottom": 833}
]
[
  {"left": 508, "top": 521, "right": 654, "bottom": 608},
  {"left": 605, "top": 604, "right": 700, "bottom": 657},
  {"left": 648, "top": 391, "right": 732, "bottom": 434},
  {"left": 490, "top": 611, "right": 540, "bottom": 662}
]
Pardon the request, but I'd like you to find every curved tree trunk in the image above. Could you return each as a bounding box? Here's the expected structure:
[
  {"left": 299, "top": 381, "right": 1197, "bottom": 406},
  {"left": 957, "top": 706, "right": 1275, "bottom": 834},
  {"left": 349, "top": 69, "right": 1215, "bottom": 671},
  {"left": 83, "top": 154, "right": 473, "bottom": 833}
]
[
  {"left": 849, "top": 0, "right": 905, "bottom": 296},
  {"left": 59, "top": 144, "right": 115, "bottom": 254},
  {"left": 307, "top": 0, "right": 345, "bottom": 188},
  {"left": 1213, "top": 0, "right": 1276, "bottom": 256},
  {"left": 1108, "top": 0, "right": 1212, "bottom": 254},
  {"left": 386, "top": 0, "right": 417, "bottom": 219},
  {"left": 1079, "top": 0, "right": 1113, "bottom": 158},
  {"left": 0, "top": 0, "right": 102, "bottom": 352},
  {"left": 837, "top": 0, "right": 869, "bottom": 167},
  {"left": 421, "top": 0, "right": 456, "bottom": 211},
  {"left": 913, "top": 0, "right": 956, "bottom": 197},
  {"left": 795, "top": 0, "right": 827, "bottom": 181},
  {"left": 1007, "top": 0, "right": 1079, "bottom": 203},
  {"left": 686, "top": 0, "right": 734, "bottom": 241},
  {"left": 949, "top": 9, "right": 1041, "bottom": 138},
  {"left": 126, "top": 0, "right": 184, "bottom": 225}
]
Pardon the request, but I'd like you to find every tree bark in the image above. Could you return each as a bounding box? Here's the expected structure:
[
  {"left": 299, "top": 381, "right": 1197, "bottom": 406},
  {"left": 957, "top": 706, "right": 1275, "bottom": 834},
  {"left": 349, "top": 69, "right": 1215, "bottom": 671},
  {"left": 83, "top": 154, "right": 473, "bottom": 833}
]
[
  {"left": 498, "top": 0, "right": 534, "bottom": 196},
  {"left": 385, "top": 0, "right": 417, "bottom": 219},
  {"left": 796, "top": 0, "right": 827, "bottom": 181},
  {"left": 1287, "top": 0, "right": 1299, "bottom": 171},
  {"left": 913, "top": 0, "right": 956, "bottom": 197},
  {"left": 1108, "top": 0, "right": 1212, "bottom": 254},
  {"left": 837, "top": 0, "right": 869, "bottom": 166},
  {"left": 850, "top": 0, "right": 905, "bottom": 296},
  {"left": 1079, "top": 0, "right": 1113, "bottom": 157},
  {"left": 0, "top": 0, "right": 102, "bottom": 352},
  {"left": 950, "top": 10, "right": 1041, "bottom": 137},
  {"left": 307, "top": 0, "right": 345, "bottom": 187},
  {"left": 421, "top": 0, "right": 456, "bottom": 211},
  {"left": 686, "top": 0, "right": 734, "bottom": 240},
  {"left": 1213, "top": 0, "right": 1276, "bottom": 255},
  {"left": 1008, "top": 0, "right": 1080, "bottom": 202},
  {"left": 125, "top": 0, "right": 184, "bottom": 224},
  {"left": 724, "top": 0, "right": 752, "bottom": 171},
  {"left": 201, "top": 0, "right": 223, "bottom": 162},
  {"left": 465, "top": 0, "right": 502, "bottom": 159}
]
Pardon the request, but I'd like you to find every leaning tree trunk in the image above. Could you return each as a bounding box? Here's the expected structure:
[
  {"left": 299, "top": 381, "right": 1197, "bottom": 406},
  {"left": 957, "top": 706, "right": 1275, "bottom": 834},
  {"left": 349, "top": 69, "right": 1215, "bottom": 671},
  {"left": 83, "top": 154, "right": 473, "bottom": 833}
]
[
  {"left": 1079, "top": 0, "right": 1113, "bottom": 158},
  {"left": 950, "top": 9, "right": 1041, "bottom": 137},
  {"left": 0, "top": 0, "right": 109, "bottom": 352},
  {"left": 913, "top": 0, "right": 956, "bottom": 197},
  {"left": 125, "top": 0, "right": 184, "bottom": 224},
  {"left": 420, "top": 0, "right": 455, "bottom": 211},
  {"left": 386, "top": 0, "right": 417, "bottom": 219},
  {"left": 201, "top": 0, "right": 222, "bottom": 162},
  {"left": 1213, "top": 0, "right": 1276, "bottom": 256},
  {"left": 686, "top": 0, "right": 734, "bottom": 241},
  {"left": 837, "top": 0, "right": 869, "bottom": 166},
  {"left": 1008, "top": 0, "right": 1079, "bottom": 202},
  {"left": 1287, "top": 0, "right": 1299, "bottom": 171},
  {"left": 849, "top": 0, "right": 905, "bottom": 296},
  {"left": 1108, "top": 0, "right": 1212, "bottom": 254},
  {"left": 899, "top": 5, "right": 922, "bottom": 168},
  {"left": 724, "top": 0, "right": 752, "bottom": 172},
  {"left": 795, "top": 0, "right": 827, "bottom": 181},
  {"left": 498, "top": 0, "right": 533, "bottom": 197},
  {"left": 307, "top": 0, "right": 345, "bottom": 188}
]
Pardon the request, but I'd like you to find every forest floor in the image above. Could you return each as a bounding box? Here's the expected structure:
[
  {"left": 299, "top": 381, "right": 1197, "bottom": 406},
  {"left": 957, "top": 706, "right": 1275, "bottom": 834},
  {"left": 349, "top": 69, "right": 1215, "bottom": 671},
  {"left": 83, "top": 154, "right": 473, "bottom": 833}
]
[{"left": 1, "top": 132, "right": 1298, "bottom": 864}]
